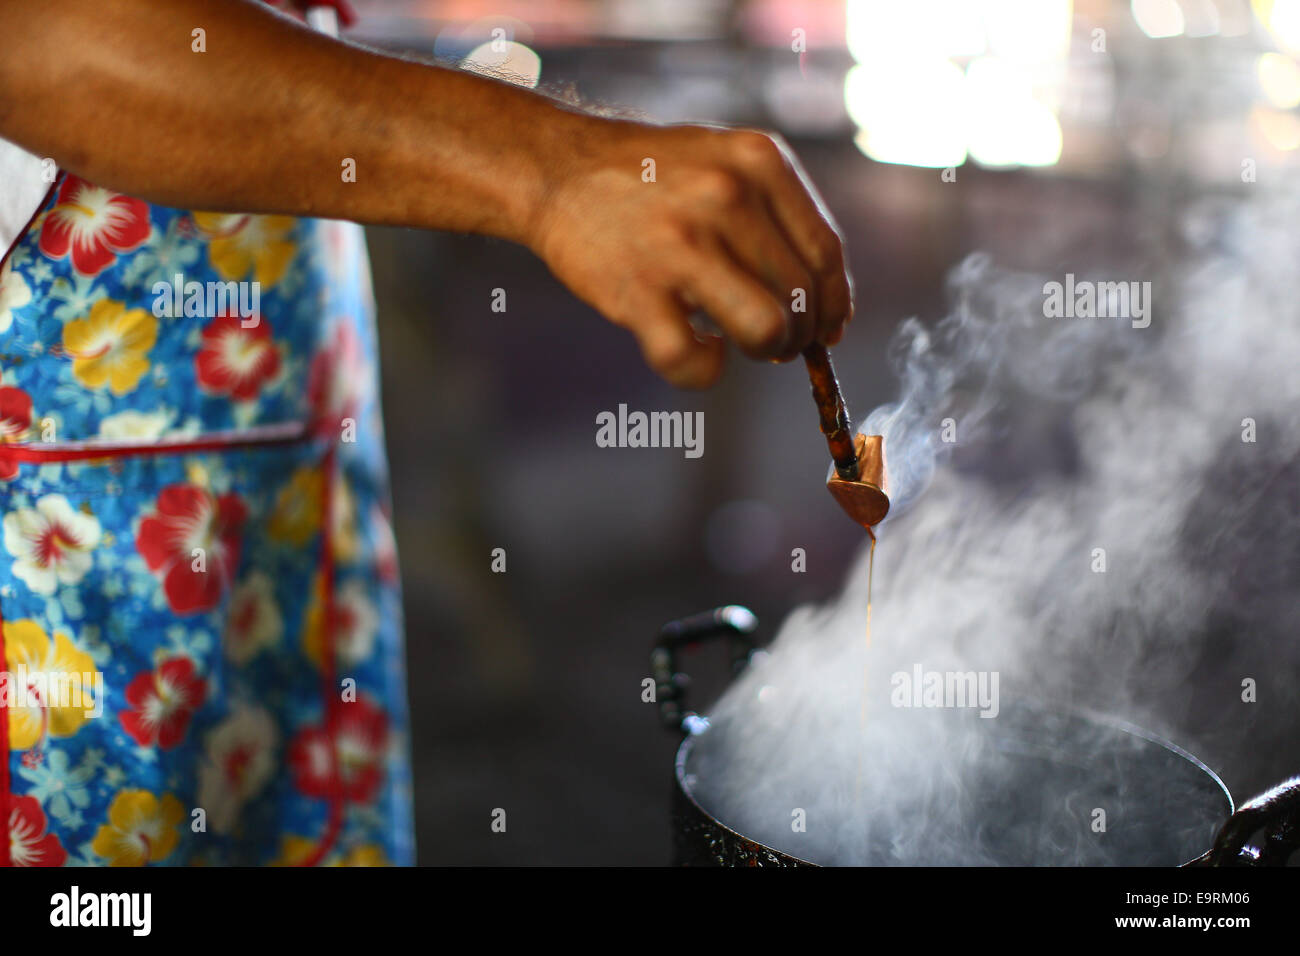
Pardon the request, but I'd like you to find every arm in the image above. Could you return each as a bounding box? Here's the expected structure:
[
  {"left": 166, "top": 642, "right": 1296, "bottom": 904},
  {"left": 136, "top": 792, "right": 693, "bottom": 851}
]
[{"left": 0, "top": 0, "right": 854, "bottom": 387}]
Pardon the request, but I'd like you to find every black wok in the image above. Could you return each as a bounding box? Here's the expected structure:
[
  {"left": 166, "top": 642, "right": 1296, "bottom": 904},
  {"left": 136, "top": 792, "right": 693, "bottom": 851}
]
[{"left": 654, "top": 606, "right": 1300, "bottom": 867}]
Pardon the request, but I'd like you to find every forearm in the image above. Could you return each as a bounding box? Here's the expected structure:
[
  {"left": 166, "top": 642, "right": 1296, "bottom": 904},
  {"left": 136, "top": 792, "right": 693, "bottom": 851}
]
[
  {"left": 0, "top": 0, "right": 584, "bottom": 244},
  {"left": 1, "top": 0, "right": 857, "bottom": 388}
]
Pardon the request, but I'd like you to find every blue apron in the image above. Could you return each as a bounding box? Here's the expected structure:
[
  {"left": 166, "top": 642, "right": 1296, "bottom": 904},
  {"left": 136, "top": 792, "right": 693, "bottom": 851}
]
[{"left": 0, "top": 171, "right": 414, "bottom": 866}]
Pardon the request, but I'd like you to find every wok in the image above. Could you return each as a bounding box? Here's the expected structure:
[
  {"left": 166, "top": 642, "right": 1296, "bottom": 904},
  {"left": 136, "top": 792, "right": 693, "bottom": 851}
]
[{"left": 654, "top": 606, "right": 1300, "bottom": 867}]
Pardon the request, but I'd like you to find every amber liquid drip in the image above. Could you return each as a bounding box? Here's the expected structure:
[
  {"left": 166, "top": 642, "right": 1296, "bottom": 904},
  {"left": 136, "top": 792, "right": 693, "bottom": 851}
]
[{"left": 853, "top": 530, "right": 876, "bottom": 804}]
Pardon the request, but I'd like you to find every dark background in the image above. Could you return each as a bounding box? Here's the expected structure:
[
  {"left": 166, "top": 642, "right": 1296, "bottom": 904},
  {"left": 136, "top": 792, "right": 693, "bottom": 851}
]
[{"left": 348, "top": 0, "right": 1298, "bottom": 863}]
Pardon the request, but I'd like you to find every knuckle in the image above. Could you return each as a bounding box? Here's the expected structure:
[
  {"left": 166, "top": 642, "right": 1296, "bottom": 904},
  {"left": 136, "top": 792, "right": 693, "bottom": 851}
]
[
  {"left": 730, "top": 130, "right": 785, "bottom": 173},
  {"left": 689, "top": 366, "right": 722, "bottom": 389},
  {"left": 604, "top": 285, "right": 645, "bottom": 330},
  {"left": 691, "top": 168, "right": 746, "bottom": 209},
  {"left": 656, "top": 216, "right": 699, "bottom": 251},
  {"left": 810, "top": 229, "right": 844, "bottom": 274},
  {"left": 740, "top": 307, "right": 788, "bottom": 355},
  {"left": 645, "top": 333, "right": 696, "bottom": 374}
]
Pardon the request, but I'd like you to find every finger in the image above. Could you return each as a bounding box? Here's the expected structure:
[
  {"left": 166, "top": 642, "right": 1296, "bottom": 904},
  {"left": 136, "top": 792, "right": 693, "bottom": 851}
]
[
  {"left": 730, "top": 131, "right": 854, "bottom": 344},
  {"left": 676, "top": 242, "right": 792, "bottom": 361},
  {"left": 628, "top": 295, "right": 727, "bottom": 389},
  {"left": 715, "top": 197, "right": 819, "bottom": 361}
]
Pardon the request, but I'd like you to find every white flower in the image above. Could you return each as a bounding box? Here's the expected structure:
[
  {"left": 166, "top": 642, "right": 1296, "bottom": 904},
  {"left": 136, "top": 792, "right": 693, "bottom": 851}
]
[
  {"left": 335, "top": 579, "right": 378, "bottom": 664},
  {"left": 0, "top": 258, "right": 32, "bottom": 334},
  {"left": 3, "top": 494, "right": 102, "bottom": 595},
  {"left": 224, "top": 572, "right": 283, "bottom": 664},
  {"left": 197, "top": 705, "right": 279, "bottom": 834},
  {"left": 97, "top": 408, "right": 174, "bottom": 441}
]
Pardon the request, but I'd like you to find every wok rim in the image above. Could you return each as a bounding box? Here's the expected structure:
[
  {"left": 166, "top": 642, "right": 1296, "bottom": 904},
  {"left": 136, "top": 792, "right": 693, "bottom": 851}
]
[
  {"left": 675, "top": 729, "right": 817, "bottom": 866},
  {"left": 674, "top": 702, "right": 1235, "bottom": 867}
]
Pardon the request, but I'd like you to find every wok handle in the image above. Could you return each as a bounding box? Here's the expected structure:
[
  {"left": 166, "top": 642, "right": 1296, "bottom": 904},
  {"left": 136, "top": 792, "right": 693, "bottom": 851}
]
[
  {"left": 1190, "top": 775, "right": 1300, "bottom": 866},
  {"left": 652, "top": 606, "right": 758, "bottom": 734}
]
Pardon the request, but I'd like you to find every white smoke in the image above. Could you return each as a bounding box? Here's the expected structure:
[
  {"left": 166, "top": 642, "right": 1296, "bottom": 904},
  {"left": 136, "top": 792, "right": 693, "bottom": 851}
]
[{"left": 687, "top": 186, "right": 1300, "bottom": 865}]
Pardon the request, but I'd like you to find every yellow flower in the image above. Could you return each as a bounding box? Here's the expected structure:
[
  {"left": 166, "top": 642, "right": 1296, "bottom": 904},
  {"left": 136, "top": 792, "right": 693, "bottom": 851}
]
[
  {"left": 340, "top": 845, "right": 390, "bottom": 867},
  {"left": 270, "top": 835, "right": 319, "bottom": 866},
  {"left": 268, "top": 465, "right": 323, "bottom": 547},
  {"left": 192, "top": 212, "right": 296, "bottom": 288},
  {"left": 91, "top": 790, "right": 185, "bottom": 866},
  {"left": 62, "top": 299, "right": 156, "bottom": 395},
  {"left": 2, "top": 619, "right": 99, "bottom": 750},
  {"left": 331, "top": 477, "right": 360, "bottom": 564},
  {"left": 301, "top": 572, "right": 328, "bottom": 668},
  {"left": 269, "top": 836, "right": 390, "bottom": 867}
]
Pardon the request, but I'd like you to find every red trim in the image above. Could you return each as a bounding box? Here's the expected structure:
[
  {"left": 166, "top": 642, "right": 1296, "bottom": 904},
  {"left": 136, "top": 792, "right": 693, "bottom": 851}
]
[
  {"left": 0, "top": 423, "right": 307, "bottom": 469},
  {"left": 0, "top": 173, "right": 62, "bottom": 275},
  {"left": 298, "top": 442, "right": 341, "bottom": 866}
]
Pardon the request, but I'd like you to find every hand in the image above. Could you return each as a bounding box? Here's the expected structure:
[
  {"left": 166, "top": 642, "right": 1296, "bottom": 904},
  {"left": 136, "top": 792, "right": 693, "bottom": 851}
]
[{"left": 526, "top": 120, "right": 854, "bottom": 388}]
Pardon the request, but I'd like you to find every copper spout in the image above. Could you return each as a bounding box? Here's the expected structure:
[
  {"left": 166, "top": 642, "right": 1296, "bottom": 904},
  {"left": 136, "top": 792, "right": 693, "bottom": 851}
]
[{"left": 827, "top": 433, "right": 890, "bottom": 529}]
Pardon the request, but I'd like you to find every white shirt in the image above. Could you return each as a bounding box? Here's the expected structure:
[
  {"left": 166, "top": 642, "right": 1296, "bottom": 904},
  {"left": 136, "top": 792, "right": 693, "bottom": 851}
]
[{"left": 0, "top": 138, "right": 49, "bottom": 259}]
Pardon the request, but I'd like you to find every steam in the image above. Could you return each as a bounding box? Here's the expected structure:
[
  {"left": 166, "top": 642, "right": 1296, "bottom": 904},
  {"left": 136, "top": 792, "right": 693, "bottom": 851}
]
[{"left": 689, "top": 187, "right": 1300, "bottom": 865}]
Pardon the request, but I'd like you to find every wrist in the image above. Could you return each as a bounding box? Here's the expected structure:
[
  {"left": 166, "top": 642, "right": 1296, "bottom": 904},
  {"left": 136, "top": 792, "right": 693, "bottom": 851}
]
[{"left": 510, "top": 104, "right": 604, "bottom": 254}]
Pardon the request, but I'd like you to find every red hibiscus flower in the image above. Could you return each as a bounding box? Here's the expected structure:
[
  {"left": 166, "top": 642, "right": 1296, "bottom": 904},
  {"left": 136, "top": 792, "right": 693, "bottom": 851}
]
[
  {"left": 371, "top": 503, "right": 399, "bottom": 583},
  {"left": 288, "top": 695, "right": 388, "bottom": 804},
  {"left": 7, "top": 795, "right": 67, "bottom": 867},
  {"left": 119, "top": 656, "right": 207, "bottom": 749},
  {"left": 137, "top": 484, "right": 247, "bottom": 614},
  {"left": 0, "top": 386, "right": 33, "bottom": 480},
  {"left": 307, "top": 321, "right": 364, "bottom": 434},
  {"left": 38, "top": 175, "right": 150, "bottom": 277},
  {"left": 195, "top": 313, "right": 281, "bottom": 401}
]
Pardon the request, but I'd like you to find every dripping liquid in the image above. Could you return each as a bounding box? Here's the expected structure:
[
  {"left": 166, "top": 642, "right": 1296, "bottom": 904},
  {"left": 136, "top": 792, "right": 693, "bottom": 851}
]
[{"left": 852, "top": 529, "right": 876, "bottom": 804}]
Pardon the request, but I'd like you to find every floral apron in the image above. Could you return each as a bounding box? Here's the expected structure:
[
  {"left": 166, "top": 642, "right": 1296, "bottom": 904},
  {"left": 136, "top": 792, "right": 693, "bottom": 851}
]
[{"left": 0, "top": 172, "right": 414, "bottom": 865}]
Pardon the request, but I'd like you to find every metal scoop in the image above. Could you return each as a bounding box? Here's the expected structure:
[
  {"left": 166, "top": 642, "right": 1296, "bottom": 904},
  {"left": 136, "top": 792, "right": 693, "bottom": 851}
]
[{"left": 803, "top": 344, "right": 889, "bottom": 529}]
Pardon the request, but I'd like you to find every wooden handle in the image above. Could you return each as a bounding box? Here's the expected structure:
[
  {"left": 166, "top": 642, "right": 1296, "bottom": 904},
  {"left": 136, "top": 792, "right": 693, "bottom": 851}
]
[{"left": 803, "top": 344, "right": 859, "bottom": 481}]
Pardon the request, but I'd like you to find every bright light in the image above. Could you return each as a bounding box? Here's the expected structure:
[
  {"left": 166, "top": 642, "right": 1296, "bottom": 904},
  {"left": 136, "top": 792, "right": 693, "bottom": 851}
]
[
  {"left": 1253, "top": 104, "right": 1300, "bottom": 149},
  {"left": 1257, "top": 51, "right": 1300, "bottom": 107},
  {"left": 843, "top": 0, "right": 1070, "bottom": 169},
  {"left": 984, "top": 0, "right": 1073, "bottom": 62},
  {"left": 965, "top": 56, "right": 1064, "bottom": 167},
  {"left": 460, "top": 40, "right": 541, "bottom": 88},
  {"left": 846, "top": 0, "right": 986, "bottom": 62},
  {"left": 1131, "top": 0, "right": 1187, "bottom": 38},
  {"left": 845, "top": 59, "right": 969, "bottom": 167},
  {"left": 1255, "top": 0, "right": 1300, "bottom": 52}
]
